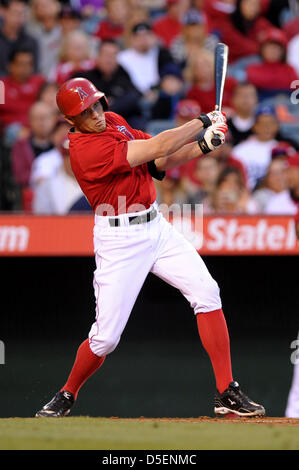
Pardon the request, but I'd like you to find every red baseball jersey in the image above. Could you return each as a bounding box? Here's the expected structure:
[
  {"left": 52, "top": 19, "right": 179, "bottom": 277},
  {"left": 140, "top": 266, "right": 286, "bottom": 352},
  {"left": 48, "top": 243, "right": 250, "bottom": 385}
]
[{"left": 69, "top": 112, "right": 158, "bottom": 215}]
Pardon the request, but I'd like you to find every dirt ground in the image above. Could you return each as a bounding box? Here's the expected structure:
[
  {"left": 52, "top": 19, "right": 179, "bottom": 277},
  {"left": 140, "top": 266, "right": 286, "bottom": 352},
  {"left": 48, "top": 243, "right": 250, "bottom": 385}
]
[{"left": 110, "top": 416, "right": 299, "bottom": 426}]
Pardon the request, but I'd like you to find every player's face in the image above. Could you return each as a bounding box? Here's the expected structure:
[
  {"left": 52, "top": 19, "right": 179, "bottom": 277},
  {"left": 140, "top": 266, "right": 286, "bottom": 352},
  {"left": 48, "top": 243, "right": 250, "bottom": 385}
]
[{"left": 67, "top": 100, "right": 106, "bottom": 133}]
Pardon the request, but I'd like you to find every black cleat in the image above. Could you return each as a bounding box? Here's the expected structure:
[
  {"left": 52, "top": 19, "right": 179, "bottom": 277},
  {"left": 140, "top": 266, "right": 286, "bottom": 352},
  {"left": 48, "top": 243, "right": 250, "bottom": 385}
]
[
  {"left": 214, "top": 381, "right": 266, "bottom": 417},
  {"left": 35, "top": 390, "right": 75, "bottom": 417}
]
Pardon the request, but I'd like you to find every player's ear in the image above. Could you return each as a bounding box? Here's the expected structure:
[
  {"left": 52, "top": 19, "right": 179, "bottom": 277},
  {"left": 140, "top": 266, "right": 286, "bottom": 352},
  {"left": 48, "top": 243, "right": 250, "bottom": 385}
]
[{"left": 64, "top": 115, "right": 75, "bottom": 126}]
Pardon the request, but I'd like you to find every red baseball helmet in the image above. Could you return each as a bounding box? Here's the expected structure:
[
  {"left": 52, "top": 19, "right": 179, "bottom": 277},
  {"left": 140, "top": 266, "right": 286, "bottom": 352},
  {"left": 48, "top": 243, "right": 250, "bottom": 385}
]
[{"left": 56, "top": 77, "right": 108, "bottom": 116}]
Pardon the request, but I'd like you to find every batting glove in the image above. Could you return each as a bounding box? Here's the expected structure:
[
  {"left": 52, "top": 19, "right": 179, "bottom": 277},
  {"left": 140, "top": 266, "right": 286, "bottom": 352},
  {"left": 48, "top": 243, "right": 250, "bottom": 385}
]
[
  {"left": 206, "top": 110, "right": 227, "bottom": 125},
  {"left": 197, "top": 123, "right": 228, "bottom": 154}
]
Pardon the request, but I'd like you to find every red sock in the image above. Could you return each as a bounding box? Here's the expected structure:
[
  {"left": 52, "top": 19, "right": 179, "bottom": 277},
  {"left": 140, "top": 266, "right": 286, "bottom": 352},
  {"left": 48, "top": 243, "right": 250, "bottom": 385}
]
[
  {"left": 61, "top": 339, "right": 105, "bottom": 399},
  {"left": 196, "top": 309, "right": 233, "bottom": 394}
]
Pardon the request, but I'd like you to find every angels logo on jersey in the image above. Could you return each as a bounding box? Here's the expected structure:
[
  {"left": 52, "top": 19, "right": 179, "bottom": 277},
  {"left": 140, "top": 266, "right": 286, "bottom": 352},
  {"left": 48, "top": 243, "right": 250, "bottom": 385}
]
[
  {"left": 116, "top": 125, "right": 134, "bottom": 140},
  {"left": 76, "top": 87, "right": 89, "bottom": 101}
]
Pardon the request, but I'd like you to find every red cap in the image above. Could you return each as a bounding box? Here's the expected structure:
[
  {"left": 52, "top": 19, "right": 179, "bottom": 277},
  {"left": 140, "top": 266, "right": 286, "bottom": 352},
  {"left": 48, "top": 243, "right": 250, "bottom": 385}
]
[
  {"left": 56, "top": 77, "right": 108, "bottom": 116},
  {"left": 260, "top": 28, "right": 288, "bottom": 48}
]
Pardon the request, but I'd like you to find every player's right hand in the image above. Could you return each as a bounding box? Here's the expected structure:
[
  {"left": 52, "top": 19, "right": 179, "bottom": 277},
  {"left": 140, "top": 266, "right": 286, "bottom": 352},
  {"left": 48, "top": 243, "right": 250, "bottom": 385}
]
[
  {"left": 206, "top": 110, "right": 227, "bottom": 125},
  {"left": 197, "top": 123, "right": 228, "bottom": 154}
]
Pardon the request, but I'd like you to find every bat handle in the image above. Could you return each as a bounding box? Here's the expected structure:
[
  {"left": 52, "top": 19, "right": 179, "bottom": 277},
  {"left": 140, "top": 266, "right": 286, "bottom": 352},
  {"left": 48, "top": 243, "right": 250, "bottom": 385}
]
[{"left": 211, "top": 135, "right": 222, "bottom": 147}]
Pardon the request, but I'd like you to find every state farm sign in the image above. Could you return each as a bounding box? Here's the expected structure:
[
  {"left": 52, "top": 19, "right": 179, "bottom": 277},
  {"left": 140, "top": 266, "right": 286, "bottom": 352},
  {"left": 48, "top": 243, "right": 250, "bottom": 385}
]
[
  {"left": 173, "top": 215, "right": 298, "bottom": 255},
  {"left": 0, "top": 214, "right": 298, "bottom": 256}
]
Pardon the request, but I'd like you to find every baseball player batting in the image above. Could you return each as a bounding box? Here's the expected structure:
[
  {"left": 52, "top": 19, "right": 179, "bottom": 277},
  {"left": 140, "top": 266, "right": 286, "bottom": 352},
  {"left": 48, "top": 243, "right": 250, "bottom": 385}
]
[{"left": 35, "top": 77, "right": 265, "bottom": 418}]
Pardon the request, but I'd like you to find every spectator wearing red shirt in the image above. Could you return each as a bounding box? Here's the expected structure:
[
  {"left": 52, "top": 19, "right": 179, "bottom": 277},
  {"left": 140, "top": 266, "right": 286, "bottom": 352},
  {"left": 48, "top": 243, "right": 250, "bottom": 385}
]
[
  {"left": 93, "top": 0, "right": 129, "bottom": 42},
  {"left": 0, "top": 47, "right": 45, "bottom": 142},
  {"left": 210, "top": 0, "right": 273, "bottom": 64},
  {"left": 185, "top": 48, "right": 237, "bottom": 113},
  {"left": 152, "top": 0, "right": 189, "bottom": 49},
  {"left": 246, "top": 28, "right": 298, "bottom": 100}
]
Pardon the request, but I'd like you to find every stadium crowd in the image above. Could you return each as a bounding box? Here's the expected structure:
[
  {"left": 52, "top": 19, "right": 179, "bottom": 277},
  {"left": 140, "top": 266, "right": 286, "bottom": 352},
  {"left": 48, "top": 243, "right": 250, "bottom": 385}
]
[{"left": 0, "top": 0, "right": 299, "bottom": 216}]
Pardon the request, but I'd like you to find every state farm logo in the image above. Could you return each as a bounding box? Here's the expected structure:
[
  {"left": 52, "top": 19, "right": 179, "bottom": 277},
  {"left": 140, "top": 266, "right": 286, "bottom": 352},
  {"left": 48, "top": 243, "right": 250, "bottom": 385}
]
[
  {"left": 206, "top": 218, "right": 296, "bottom": 252},
  {"left": 0, "top": 226, "right": 29, "bottom": 252},
  {"left": 173, "top": 216, "right": 297, "bottom": 253}
]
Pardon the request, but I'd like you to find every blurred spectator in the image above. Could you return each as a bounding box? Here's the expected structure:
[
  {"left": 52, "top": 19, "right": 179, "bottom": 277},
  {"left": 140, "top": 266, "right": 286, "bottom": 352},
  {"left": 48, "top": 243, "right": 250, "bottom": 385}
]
[
  {"left": 38, "top": 82, "right": 60, "bottom": 115},
  {"left": 117, "top": 22, "right": 174, "bottom": 97},
  {"left": 29, "top": 120, "right": 70, "bottom": 188},
  {"left": 32, "top": 137, "right": 91, "bottom": 214},
  {"left": 283, "top": 0, "right": 299, "bottom": 40},
  {"left": 232, "top": 105, "right": 280, "bottom": 190},
  {"left": 93, "top": 0, "right": 129, "bottom": 42},
  {"left": 156, "top": 98, "right": 201, "bottom": 206},
  {"left": 0, "top": 0, "right": 39, "bottom": 76},
  {"left": 58, "top": 4, "right": 82, "bottom": 35},
  {"left": 287, "top": 32, "right": 299, "bottom": 76},
  {"left": 184, "top": 48, "right": 237, "bottom": 113},
  {"left": 0, "top": 47, "right": 45, "bottom": 142},
  {"left": 26, "top": 0, "right": 62, "bottom": 77},
  {"left": 152, "top": 0, "right": 190, "bottom": 49},
  {"left": 150, "top": 63, "right": 185, "bottom": 120},
  {"left": 203, "top": 0, "right": 235, "bottom": 33},
  {"left": 11, "top": 101, "right": 57, "bottom": 189},
  {"left": 122, "top": 3, "right": 150, "bottom": 48},
  {"left": 246, "top": 28, "right": 298, "bottom": 100},
  {"left": 252, "top": 158, "right": 288, "bottom": 212},
  {"left": 211, "top": 0, "right": 273, "bottom": 64},
  {"left": 52, "top": 30, "right": 95, "bottom": 85},
  {"left": 71, "top": 39, "right": 144, "bottom": 128},
  {"left": 227, "top": 82, "right": 258, "bottom": 146},
  {"left": 265, "top": 156, "right": 299, "bottom": 214},
  {"left": 170, "top": 8, "right": 217, "bottom": 70},
  {"left": 157, "top": 168, "right": 187, "bottom": 206},
  {"left": 207, "top": 166, "right": 258, "bottom": 214},
  {"left": 187, "top": 155, "right": 221, "bottom": 210}
]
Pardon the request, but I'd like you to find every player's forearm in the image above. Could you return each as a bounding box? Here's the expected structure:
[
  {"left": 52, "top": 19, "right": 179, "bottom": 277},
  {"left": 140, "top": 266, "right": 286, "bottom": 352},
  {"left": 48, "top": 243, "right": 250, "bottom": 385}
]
[
  {"left": 153, "top": 119, "right": 203, "bottom": 158},
  {"left": 154, "top": 142, "right": 202, "bottom": 172},
  {"left": 127, "top": 119, "right": 203, "bottom": 167}
]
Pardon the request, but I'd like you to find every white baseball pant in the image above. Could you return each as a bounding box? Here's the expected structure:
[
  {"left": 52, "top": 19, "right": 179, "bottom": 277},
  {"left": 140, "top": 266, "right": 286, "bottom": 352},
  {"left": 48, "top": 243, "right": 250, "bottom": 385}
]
[{"left": 89, "top": 202, "right": 222, "bottom": 357}]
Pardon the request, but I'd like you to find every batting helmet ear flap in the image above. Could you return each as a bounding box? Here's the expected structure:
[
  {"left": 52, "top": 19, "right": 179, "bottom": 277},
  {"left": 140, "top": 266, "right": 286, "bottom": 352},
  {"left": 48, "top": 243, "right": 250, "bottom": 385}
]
[{"left": 56, "top": 77, "right": 108, "bottom": 116}]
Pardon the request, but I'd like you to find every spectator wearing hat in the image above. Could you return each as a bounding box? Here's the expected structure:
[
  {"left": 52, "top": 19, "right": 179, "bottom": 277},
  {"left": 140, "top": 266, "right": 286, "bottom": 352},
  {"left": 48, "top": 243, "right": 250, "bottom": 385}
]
[
  {"left": 227, "top": 82, "right": 258, "bottom": 146},
  {"left": 150, "top": 64, "right": 185, "bottom": 120},
  {"left": 93, "top": 0, "right": 129, "bottom": 42},
  {"left": 152, "top": 0, "right": 189, "bottom": 49},
  {"left": 117, "top": 22, "right": 174, "bottom": 97},
  {"left": 184, "top": 48, "right": 237, "bottom": 114},
  {"left": 58, "top": 5, "right": 83, "bottom": 35},
  {"left": 232, "top": 106, "right": 280, "bottom": 190},
  {"left": 246, "top": 27, "right": 298, "bottom": 100},
  {"left": 170, "top": 8, "right": 218, "bottom": 70},
  {"left": 0, "top": 0, "right": 39, "bottom": 77},
  {"left": 265, "top": 155, "right": 299, "bottom": 214}
]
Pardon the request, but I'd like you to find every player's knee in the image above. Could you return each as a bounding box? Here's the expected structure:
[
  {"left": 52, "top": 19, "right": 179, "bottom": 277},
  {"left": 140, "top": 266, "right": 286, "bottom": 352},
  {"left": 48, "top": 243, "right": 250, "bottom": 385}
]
[
  {"left": 89, "top": 335, "right": 120, "bottom": 356},
  {"left": 193, "top": 278, "right": 221, "bottom": 314}
]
